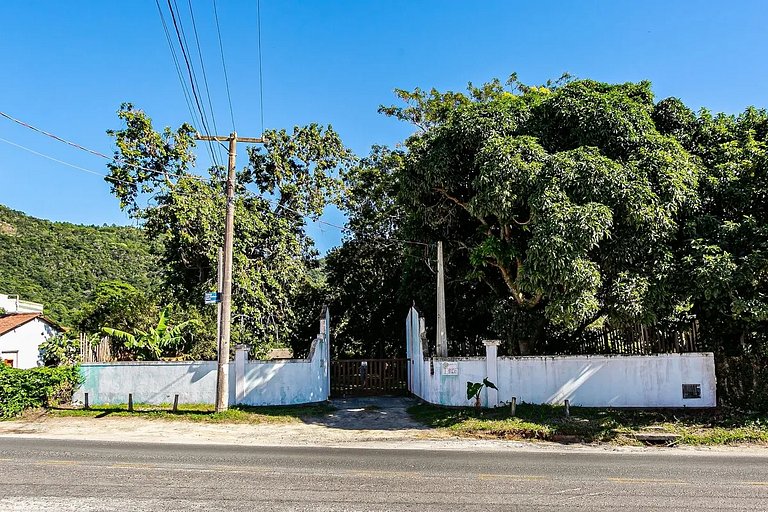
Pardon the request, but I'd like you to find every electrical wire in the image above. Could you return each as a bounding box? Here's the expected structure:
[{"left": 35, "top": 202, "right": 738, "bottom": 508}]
[
  {"left": 1, "top": 136, "right": 129, "bottom": 186},
  {"left": 213, "top": 0, "right": 236, "bottom": 132},
  {"left": 154, "top": 0, "right": 201, "bottom": 144},
  {"left": 0, "top": 110, "right": 211, "bottom": 183},
  {"left": 186, "top": 0, "right": 222, "bottom": 159},
  {"left": 1, "top": 134, "right": 432, "bottom": 250},
  {"left": 166, "top": 0, "right": 221, "bottom": 169}
]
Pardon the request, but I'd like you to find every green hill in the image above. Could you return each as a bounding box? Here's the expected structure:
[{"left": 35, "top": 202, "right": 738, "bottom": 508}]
[{"left": 0, "top": 205, "right": 159, "bottom": 326}]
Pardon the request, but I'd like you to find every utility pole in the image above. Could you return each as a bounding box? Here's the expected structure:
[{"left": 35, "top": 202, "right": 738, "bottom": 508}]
[
  {"left": 436, "top": 240, "right": 448, "bottom": 357},
  {"left": 197, "top": 132, "right": 263, "bottom": 412},
  {"left": 216, "top": 247, "right": 223, "bottom": 358}
]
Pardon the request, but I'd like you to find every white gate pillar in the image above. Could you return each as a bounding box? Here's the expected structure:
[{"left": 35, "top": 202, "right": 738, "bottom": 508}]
[
  {"left": 234, "top": 345, "right": 249, "bottom": 405},
  {"left": 483, "top": 339, "right": 501, "bottom": 407}
]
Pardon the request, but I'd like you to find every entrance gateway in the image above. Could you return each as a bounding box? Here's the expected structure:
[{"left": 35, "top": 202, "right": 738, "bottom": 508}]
[
  {"left": 330, "top": 359, "right": 409, "bottom": 397},
  {"left": 319, "top": 307, "right": 409, "bottom": 397}
]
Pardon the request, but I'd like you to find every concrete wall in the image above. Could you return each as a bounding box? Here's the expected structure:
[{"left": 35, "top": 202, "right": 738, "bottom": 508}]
[
  {"left": 74, "top": 308, "right": 332, "bottom": 406},
  {"left": 237, "top": 333, "right": 330, "bottom": 406},
  {"left": 0, "top": 317, "right": 57, "bottom": 368},
  {"left": 405, "top": 307, "right": 717, "bottom": 408},
  {"left": 74, "top": 361, "right": 224, "bottom": 405}
]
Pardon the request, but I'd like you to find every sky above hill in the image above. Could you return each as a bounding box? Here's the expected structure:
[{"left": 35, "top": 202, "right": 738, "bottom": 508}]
[{"left": 1, "top": 0, "right": 767, "bottom": 253}]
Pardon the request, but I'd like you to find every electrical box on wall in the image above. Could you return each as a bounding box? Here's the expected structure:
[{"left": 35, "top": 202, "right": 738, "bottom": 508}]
[{"left": 682, "top": 383, "right": 701, "bottom": 399}]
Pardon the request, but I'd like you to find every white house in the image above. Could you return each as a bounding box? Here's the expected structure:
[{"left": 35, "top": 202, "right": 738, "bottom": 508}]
[{"left": 0, "top": 295, "right": 62, "bottom": 368}]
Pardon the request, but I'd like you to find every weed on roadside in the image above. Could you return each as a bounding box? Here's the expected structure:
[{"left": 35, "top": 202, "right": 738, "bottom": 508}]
[
  {"left": 407, "top": 402, "right": 768, "bottom": 446},
  {"left": 46, "top": 402, "right": 336, "bottom": 424}
]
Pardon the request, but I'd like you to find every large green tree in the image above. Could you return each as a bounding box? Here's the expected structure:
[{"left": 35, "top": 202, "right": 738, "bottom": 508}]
[
  {"left": 653, "top": 100, "right": 768, "bottom": 353},
  {"left": 383, "top": 77, "right": 700, "bottom": 354},
  {"left": 106, "top": 104, "right": 354, "bottom": 356}
]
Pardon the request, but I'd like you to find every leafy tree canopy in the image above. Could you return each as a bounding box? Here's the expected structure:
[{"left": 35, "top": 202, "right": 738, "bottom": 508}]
[
  {"left": 383, "top": 75, "right": 701, "bottom": 354},
  {"left": 105, "top": 104, "right": 354, "bottom": 356}
]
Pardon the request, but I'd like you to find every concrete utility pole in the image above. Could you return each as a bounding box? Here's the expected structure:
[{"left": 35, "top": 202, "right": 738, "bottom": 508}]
[
  {"left": 436, "top": 241, "right": 448, "bottom": 357},
  {"left": 197, "top": 132, "right": 263, "bottom": 412}
]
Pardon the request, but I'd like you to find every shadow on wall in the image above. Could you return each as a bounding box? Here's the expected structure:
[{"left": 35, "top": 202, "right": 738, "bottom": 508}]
[
  {"left": 545, "top": 362, "right": 605, "bottom": 404},
  {"left": 189, "top": 362, "right": 216, "bottom": 383}
]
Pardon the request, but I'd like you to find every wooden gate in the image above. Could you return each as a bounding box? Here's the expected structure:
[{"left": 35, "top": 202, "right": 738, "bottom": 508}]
[{"left": 330, "top": 359, "right": 409, "bottom": 397}]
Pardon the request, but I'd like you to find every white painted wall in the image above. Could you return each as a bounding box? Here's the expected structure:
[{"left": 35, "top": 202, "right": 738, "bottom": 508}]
[
  {"left": 73, "top": 326, "right": 331, "bottom": 407},
  {"left": 237, "top": 334, "right": 330, "bottom": 406},
  {"left": 0, "top": 317, "right": 58, "bottom": 368},
  {"left": 73, "top": 361, "right": 224, "bottom": 405},
  {"left": 494, "top": 353, "right": 716, "bottom": 407},
  {"left": 405, "top": 307, "right": 717, "bottom": 408}
]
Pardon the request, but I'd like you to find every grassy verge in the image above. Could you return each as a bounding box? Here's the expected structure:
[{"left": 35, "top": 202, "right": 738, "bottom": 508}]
[
  {"left": 408, "top": 403, "right": 768, "bottom": 446},
  {"left": 45, "top": 402, "right": 335, "bottom": 424}
]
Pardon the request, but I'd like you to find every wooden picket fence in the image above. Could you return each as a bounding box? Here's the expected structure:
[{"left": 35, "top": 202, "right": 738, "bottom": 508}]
[
  {"left": 79, "top": 334, "right": 113, "bottom": 363},
  {"left": 548, "top": 322, "right": 702, "bottom": 356}
]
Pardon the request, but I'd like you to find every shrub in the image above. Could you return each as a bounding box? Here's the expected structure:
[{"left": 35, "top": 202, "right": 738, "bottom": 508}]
[
  {"left": 0, "top": 364, "right": 82, "bottom": 418},
  {"left": 39, "top": 334, "right": 81, "bottom": 366}
]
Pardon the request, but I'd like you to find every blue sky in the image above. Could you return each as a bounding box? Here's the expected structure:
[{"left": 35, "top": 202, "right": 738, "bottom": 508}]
[{"left": 1, "top": 1, "right": 767, "bottom": 253}]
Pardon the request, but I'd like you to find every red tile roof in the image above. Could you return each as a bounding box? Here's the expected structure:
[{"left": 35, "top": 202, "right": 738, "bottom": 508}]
[{"left": 0, "top": 313, "right": 46, "bottom": 336}]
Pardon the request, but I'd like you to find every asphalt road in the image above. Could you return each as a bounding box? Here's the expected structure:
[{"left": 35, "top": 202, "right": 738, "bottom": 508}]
[{"left": 0, "top": 438, "right": 767, "bottom": 511}]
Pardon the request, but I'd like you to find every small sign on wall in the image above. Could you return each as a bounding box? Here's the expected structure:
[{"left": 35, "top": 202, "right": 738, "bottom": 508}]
[{"left": 441, "top": 362, "right": 459, "bottom": 376}]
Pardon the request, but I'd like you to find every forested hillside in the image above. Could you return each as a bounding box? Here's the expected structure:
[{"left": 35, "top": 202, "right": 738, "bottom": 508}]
[{"left": 0, "top": 205, "right": 159, "bottom": 326}]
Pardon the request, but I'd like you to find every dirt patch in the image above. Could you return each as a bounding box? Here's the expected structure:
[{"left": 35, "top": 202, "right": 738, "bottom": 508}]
[
  {"left": 0, "top": 397, "right": 446, "bottom": 447},
  {"left": 0, "top": 221, "right": 17, "bottom": 236}
]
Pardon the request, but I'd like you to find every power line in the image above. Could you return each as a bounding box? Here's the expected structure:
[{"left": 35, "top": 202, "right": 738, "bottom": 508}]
[
  {"left": 0, "top": 136, "right": 221, "bottom": 204},
  {"left": 0, "top": 111, "right": 106, "bottom": 159},
  {"left": 1, "top": 133, "right": 431, "bottom": 249},
  {"left": 213, "top": 0, "right": 236, "bottom": 132},
  {"left": 0, "top": 109, "right": 210, "bottom": 183},
  {"left": 155, "top": 0, "right": 204, "bottom": 152},
  {"left": 186, "top": 0, "right": 221, "bottom": 154},
  {"left": 262, "top": 197, "right": 431, "bottom": 247},
  {"left": 0, "top": 136, "right": 126, "bottom": 185},
  {"left": 166, "top": 0, "right": 221, "bottom": 169}
]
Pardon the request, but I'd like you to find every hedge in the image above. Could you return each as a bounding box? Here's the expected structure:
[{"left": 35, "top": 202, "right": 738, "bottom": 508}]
[{"left": 0, "top": 364, "right": 82, "bottom": 418}]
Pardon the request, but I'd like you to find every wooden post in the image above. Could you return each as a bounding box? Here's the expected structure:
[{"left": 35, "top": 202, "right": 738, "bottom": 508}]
[
  {"left": 173, "top": 394, "right": 179, "bottom": 413},
  {"left": 128, "top": 393, "right": 133, "bottom": 412},
  {"left": 564, "top": 399, "right": 570, "bottom": 418},
  {"left": 510, "top": 396, "right": 516, "bottom": 417},
  {"left": 84, "top": 392, "right": 89, "bottom": 410}
]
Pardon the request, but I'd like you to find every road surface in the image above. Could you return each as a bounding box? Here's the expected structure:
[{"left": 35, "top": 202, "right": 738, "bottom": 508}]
[{"left": 0, "top": 438, "right": 766, "bottom": 511}]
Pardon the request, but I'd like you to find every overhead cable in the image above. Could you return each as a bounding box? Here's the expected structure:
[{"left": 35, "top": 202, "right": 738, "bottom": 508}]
[
  {"left": 0, "top": 110, "right": 210, "bottom": 183},
  {"left": 213, "top": 0, "right": 236, "bottom": 131}
]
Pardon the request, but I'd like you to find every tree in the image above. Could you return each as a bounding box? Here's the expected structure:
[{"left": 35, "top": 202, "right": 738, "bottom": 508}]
[
  {"left": 325, "top": 146, "right": 410, "bottom": 358},
  {"left": 38, "top": 334, "right": 80, "bottom": 366},
  {"left": 76, "top": 280, "right": 155, "bottom": 335},
  {"left": 382, "top": 77, "right": 700, "bottom": 354},
  {"left": 326, "top": 146, "right": 497, "bottom": 358},
  {"left": 103, "top": 306, "right": 196, "bottom": 360},
  {"left": 653, "top": 100, "right": 768, "bottom": 353},
  {"left": 106, "top": 104, "right": 354, "bottom": 356}
]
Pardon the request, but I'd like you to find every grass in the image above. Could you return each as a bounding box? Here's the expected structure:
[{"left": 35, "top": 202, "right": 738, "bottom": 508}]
[
  {"left": 45, "top": 402, "right": 336, "bottom": 424},
  {"left": 407, "top": 402, "right": 768, "bottom": 446}
]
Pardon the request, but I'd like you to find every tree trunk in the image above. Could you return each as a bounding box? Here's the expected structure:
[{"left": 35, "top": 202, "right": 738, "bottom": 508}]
[{"left": 518, "top": 338, "right": 531, "bottom": 356}]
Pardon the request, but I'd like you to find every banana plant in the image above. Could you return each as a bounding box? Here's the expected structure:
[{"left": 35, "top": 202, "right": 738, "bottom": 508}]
[
  {"left": 103, "top": 306, "right": 195, "bottom": 360},
  {"left": 467, "top": 378, "right": 498, "bottom": 409}
]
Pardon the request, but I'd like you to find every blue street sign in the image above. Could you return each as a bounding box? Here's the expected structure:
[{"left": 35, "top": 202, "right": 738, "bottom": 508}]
[{"left": 204, "top": 292, "right": 221, "bottom": 305}]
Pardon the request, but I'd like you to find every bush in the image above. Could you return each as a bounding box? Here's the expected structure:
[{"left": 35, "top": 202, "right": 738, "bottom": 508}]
[
  {"left": 39, "top": 334, "right": 81, "bottom": 366},
  {"left": 0, "top": 364, "right": 82, "bottom": 418},
  {"left": 717, "top": 355, "right": 768, "bottom": 413}
]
